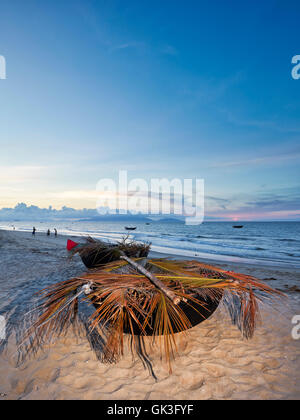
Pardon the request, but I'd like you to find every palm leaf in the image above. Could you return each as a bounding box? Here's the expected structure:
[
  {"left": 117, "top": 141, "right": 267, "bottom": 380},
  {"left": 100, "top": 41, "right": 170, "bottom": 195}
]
[{"left": 19, "top": 258, "right": 283, "bottom": 374}]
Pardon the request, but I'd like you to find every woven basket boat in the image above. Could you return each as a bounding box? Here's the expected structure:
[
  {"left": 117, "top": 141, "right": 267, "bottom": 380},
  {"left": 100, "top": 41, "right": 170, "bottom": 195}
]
[
  {"left": 90, "top": 258, "right": 224, "bottom": 335},
  {"left": 19, "top": 239, "right": 282, "bottom": 374},
  {"left": 67, "top": 239, "right": 222, "bottom": 331},
  {"left": 67, "top": 237, "right": 150, "bottom": 269}
]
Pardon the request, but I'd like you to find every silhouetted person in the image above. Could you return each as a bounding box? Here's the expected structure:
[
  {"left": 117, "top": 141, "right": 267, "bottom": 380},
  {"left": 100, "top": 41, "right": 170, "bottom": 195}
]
[
  {"left": 47, "top": 229, "right": 50, "bottom": 236},
  {"left": 32, "top": 227, "right": 36, "bottom": 235},
  {"left": 54, "top": 228, "right": 57, "bottom": 237}
]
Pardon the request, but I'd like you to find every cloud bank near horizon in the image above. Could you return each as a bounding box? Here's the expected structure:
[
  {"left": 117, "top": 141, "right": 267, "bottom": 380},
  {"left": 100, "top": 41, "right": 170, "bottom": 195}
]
[{"left": 0, "top": 198, "right": 299, "bottom": 222}]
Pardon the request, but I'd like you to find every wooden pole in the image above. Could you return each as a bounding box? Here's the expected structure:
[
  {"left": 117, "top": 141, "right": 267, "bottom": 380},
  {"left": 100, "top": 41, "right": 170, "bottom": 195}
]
[{"left": 120, "top": 254, "right": 182, "bottom": 305}]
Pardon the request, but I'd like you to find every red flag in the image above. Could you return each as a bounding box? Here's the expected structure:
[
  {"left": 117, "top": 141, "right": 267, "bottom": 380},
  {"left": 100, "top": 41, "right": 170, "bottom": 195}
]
[{"left": 67, "top": 239, "right": 79, "bottom": 251}]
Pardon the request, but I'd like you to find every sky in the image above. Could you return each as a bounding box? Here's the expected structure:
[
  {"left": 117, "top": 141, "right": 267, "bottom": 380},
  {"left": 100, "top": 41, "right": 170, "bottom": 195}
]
[{"left": 0, "top": 0, "right": 299, "bottom": 220}]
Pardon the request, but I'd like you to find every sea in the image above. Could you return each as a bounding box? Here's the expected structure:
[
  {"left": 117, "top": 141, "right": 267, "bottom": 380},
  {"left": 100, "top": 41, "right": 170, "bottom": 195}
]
[{"left": 1, "top": 220, "right": 300, "bottom": 268}]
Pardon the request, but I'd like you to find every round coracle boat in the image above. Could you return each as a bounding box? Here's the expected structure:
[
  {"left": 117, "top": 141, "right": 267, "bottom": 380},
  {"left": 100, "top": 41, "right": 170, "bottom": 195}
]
[
  {"left": 90, "top": 258, "right": 224, "bottom": 335},
  {"left": 19, "top": 237, "right": 282, "bottom": 374}
]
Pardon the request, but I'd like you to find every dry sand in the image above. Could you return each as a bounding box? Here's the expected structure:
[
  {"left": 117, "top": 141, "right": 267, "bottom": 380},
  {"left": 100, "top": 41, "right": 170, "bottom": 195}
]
[{"left": 0, "top": 229, "right": 299, "bottom": 400}]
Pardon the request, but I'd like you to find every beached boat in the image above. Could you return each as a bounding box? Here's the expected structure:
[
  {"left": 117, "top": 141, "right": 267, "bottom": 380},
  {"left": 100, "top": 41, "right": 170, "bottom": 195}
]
[
  {"left": 67, "top": 237, "right": 150, "bottom": 268},
  {"left": 91, "top": 259, "right": 223, "bottom": 335},
  {"left": 20, "top": 238, "right": 282, "bottom": 374}
]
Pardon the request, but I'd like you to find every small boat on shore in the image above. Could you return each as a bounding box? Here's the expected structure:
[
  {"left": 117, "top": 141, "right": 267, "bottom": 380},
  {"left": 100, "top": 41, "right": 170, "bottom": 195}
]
[
  {"left": 21, "top": 250, "right": 282, "bottom": 376},
  {"left": 19, "top": 237, "right": 283, "bottom": 378},
  {"left": 67, "top": 237, "right": 150, "bottom": 268},
  {"left": 125, "top": 226, "right": 137, "bottom": 230}
]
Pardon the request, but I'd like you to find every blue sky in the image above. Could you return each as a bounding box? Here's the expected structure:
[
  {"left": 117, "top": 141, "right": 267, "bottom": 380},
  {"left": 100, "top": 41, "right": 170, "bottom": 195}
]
[{"left": 0, "top": 0, "right": 299, "bottom": 220}]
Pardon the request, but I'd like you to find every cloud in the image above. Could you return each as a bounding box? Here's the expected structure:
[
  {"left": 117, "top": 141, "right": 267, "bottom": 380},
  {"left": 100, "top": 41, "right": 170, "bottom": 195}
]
[
  {"left": 0, "top": 165, "right": 46, "bottom": 184},
  {"left": 1, "top": 185, "right": 300, "bottom": 221},
  {"left": 0, "top": 202, "right": 99, "bottom": 220},
  {"left": 210, "top": 152, "right": 300, "bottom": 169},
  {"left": 204, "top": 187, "right": 300, "bottom": 220},
  {"left": 205, "top": 196, "right": 230, "bottom": 210},
  {"left": 181, "top": 71, "right": 245, "bottom": 105},
  {"left": 244, "top": 191, "right": 300, "bottom": 211},
  {"left": 160, "top": 45, "right": 178, "bottom": 56},
  {"left": 109, "top": 41, "right": 145, "bottom": 52},
  {"left": 50, "top": 190, "right": 101, "bottom": 200},
  {"left": 221, "top": 109, "right": 300, "bottom": 134}
]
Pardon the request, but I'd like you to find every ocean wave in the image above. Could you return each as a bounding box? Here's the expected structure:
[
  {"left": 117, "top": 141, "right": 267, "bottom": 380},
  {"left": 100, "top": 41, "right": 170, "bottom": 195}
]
[
  {"left": 278, "top": 238, "right": 300, "bottom": 243},
  {"left": 195, "top": 235, "right": 253, "bottom": 241},
  {"left": 231, "top": 237, "right": 252, "bottom": 241},
  {"left": 282, "top": 252, "right": 300, "bottom": 257}
]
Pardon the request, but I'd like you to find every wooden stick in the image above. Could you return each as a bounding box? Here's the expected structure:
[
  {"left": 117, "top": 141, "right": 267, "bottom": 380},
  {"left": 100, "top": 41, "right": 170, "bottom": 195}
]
[{"left": 120, "top": 254, "right": 182, "bottom": 305}]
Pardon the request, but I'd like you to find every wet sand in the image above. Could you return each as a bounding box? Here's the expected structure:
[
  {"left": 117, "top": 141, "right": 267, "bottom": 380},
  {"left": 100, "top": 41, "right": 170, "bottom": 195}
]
[{"left": 0, "top": 229, "right": 299, "bottom": 400}]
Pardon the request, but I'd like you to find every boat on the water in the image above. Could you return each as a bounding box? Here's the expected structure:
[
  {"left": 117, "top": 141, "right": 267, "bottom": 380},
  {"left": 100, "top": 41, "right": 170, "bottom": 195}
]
[
  {"left": 125, "top": 226, "right": 137, "bottom": 230},
  {"left": 233, "top": 225, "right": 243, "bottom": 228}
]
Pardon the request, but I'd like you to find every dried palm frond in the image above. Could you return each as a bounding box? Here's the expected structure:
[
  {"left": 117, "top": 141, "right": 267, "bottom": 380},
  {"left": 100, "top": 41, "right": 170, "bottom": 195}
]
[{"left": 19, "top": 258, "right": 283, "bottom": 374}]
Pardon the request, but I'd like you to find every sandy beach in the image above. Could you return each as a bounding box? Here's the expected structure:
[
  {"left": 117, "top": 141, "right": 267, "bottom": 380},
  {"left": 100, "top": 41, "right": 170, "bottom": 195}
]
[{"left": 0, "top": 229, "right": 299, "bottom": 400}]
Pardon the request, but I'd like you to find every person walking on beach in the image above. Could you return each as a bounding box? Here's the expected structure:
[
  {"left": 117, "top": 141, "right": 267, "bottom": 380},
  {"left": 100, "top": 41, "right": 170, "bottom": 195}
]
[
  {"left": 32, "top": 227, "right": 36, "bottom": 235},
  {"left": 47, "top": 229, "right": 50, "bottom": 236},
  {"left": 54, "top": 228, "right": 57, "bottom": 237}
]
